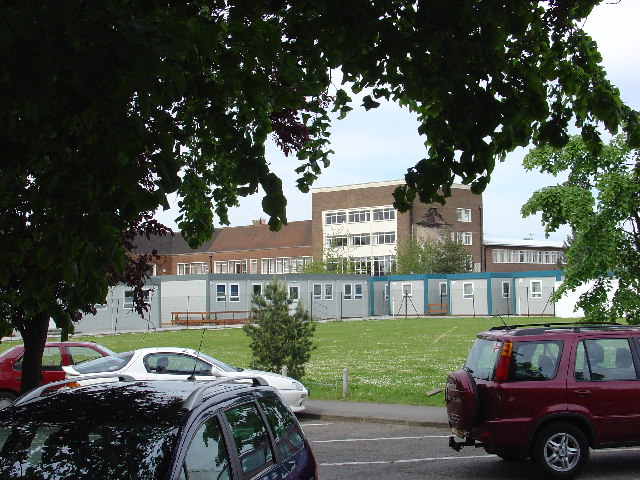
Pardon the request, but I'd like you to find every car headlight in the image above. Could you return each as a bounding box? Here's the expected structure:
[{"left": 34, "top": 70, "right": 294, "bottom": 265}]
[{"left": 292, "top": 381, "right": 304, "bottom": 391}]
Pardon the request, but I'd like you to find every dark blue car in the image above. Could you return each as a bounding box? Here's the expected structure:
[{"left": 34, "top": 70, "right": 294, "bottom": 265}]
[{"left": 0, "top": 375, "right": 317, "bottom": 479}]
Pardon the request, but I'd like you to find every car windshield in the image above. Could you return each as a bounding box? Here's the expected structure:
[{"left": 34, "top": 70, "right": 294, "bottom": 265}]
[
  {"left": 71, "top": 351, "right": 135, "bottom": 374},
  {"left": 0, "top": 420, "right": 178, "bottom": 479},
  {"left": 464, "top": 338, "right": 501, "bottom": 380},
  {"left": 195, "top": 352, "right": 240, "bottom": 372}
]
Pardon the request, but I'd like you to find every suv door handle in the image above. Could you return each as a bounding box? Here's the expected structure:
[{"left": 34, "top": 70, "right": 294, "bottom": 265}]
[{"left": 574, "top": 389, "right": 591, "bottom": 397}]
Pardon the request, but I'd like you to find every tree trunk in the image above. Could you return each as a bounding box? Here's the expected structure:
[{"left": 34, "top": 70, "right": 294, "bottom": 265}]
[{"left": 18, "top": 311, "right": 50, "bottom": 394}]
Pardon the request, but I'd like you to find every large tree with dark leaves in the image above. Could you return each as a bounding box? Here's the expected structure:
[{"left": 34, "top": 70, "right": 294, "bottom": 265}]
[{"left": 1, "top": 0, "right": 638, "bottom": 392}]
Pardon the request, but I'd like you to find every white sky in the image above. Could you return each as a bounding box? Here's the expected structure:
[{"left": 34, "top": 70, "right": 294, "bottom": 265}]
[{"left": 155, "top": 0, "right": 640, "bottom": 242}]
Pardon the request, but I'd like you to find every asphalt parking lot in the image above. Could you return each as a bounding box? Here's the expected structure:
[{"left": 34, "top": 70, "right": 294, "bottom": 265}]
[{"left": 300, "top": 419, "right": 640, "bottom": 480}]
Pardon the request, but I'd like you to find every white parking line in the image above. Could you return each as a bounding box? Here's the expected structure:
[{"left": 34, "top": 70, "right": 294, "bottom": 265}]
[
  {"left": 301, "top": 423, "right": 333, "bottom": 427},
  {"left": 321, "top": 454, "right": 493, "bottom": 466},
  {"left": 312, "top": 435, "right": 449, "bottom": 444}
]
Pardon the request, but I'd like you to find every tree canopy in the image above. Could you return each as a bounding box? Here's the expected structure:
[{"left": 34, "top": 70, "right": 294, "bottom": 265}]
[
  {"left": 395, "top": 233, "right": 473, "bottom": 275},
  {"left": 2, "top": 0, "right": 639, "bottom": 388},
  {"left": 522, "top": 135, "right": 640, "bottom": 322}
]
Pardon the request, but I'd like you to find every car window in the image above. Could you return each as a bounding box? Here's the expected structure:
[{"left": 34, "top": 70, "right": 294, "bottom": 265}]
[
  {"left": 66, "top": 346, "right": 106, "bottom": 365},
  {"left": 71, "top": 351, "right": 135, "bottom": 374},
  {"left": 575, "top": 338, "right": 637, "bottom": 381},
  {"left": 0, "top": 421, "right": 178, "bottom": 479},
  {"left": 509, "top": 340, "right": 562, "bottom": 381},
  {"left": 259, "top": 396, "right": 304, "bottom": 459},
  {"left": 179, "top": 417, "right": 231, "bottom": 480},
  {"left": 464, "top": 339, "right": 501, "bottom": 380},
  {"left": 144, "top": 354, "right": 214, "bottom": 376},
  {"left": 224, "top": 403, "right": 274, "bottom": 478},
  {"left": 16, "top": 347, "right": 64, "bottom": 372}
]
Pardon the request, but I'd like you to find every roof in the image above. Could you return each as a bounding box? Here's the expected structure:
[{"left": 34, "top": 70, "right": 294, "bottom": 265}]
[
  {"left": 132, "top": 220, "right": 311, "bottom": 255},
  {"left": 212, "top": 220, "right": 312, "bottom": 253},
  {"left": 483, "top": 238, "right": 565, "bottom": 248},
  {"left": 312, "top": 179, "right": 471, "bottom": 193}
]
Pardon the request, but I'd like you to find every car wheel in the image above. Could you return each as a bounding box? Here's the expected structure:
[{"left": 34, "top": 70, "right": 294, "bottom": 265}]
[
  {"left": 531, "top": 422, "right": 589, "bottom": 479},
  {"left": 0, "top": 391, "right": 17, "bottom": 409}
]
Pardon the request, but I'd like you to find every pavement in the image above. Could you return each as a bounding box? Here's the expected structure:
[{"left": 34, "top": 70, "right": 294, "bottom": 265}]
[{"left": 298, "top": 399, "right": 449, "bottom": 428}]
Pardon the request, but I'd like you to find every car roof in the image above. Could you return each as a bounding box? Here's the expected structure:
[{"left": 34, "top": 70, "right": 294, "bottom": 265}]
[
  {"left": 125, "top": 347, "right": 200, "bottom": 355},
  {"left": 0, "top": 379, "right": 273, "bottom": 424},
  {"left": 479, "top": 322, "right": 640, "bottom": 339}
]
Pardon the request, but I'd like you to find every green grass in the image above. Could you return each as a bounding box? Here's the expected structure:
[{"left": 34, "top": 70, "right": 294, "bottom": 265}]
[{"left": 0, "top": 317, "right": 560, "bottom": 406}]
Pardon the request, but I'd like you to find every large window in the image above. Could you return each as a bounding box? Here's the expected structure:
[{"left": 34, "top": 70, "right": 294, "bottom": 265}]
[
  {"left": 373, "top": 231, "right": 395, "bottom": 244},
  {"left": 326, "top": 235, "right": 348, "bottom": 248},
  {"left": 177, "top": 262, "right": 209, "bottom": 275},
  {"left": 348, "top": 210, "right": 370, "bottom": 223},
  {"left": 451, "top": 232, "right": 472, "bottom": 245},
  {"left": 213, "top": 261, "right": 228, "bottom": 274},
  {"left": 373, "top": 207, "right": 395, "bottom": 221},
  {"left": 350, "top": 233, "right": 371, "bottom": 246},
  {"left": 325, "top": 211, "right": 346, "bottom": 225},
  {"left": 456, "top": 208, "right": 472, "bottom": 222},
  {"left": 492, "top": 249, "right": 564, "bottom": 264}
]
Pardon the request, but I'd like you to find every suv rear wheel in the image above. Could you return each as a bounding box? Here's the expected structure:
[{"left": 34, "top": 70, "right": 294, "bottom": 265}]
[{"left": 530, "top": 422, "right": 589, "bottom": 479}]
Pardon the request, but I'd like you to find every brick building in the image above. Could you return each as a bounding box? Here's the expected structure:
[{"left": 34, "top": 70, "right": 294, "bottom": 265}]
[
  {"left": 136, "top": 220, "right": 313, "bottom": 276},
  {"left": 137, "top": 179, "right": 564, "bottom": 276},
  {"left": 311, "top": 180, "right": 483, "bottom": 275},
  {"left": 483, "top": 238, "right": 566, "bottom": 273}
]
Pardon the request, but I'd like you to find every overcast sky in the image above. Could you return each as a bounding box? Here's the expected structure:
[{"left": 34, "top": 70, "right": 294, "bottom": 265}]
[{"left": 155, "top": 0, "right": 640, "bottom": 242}]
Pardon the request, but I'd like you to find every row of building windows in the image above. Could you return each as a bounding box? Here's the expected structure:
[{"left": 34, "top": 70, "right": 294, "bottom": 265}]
[
  {"left": 326, "top": 255, "right": 396, "bottom": 276},
  {"left": 326, "top": 232, "right": 396, "bottom": 248},
  {"left": 119, "top": 279, "right": 543, "bottom": 310},
  {"left": 492, "top": 249, "right": 564, "bottom": 264},
  {"left": 213, "top": 282, "right": 365, "bottom": 302},
  {"left": 178, "top": 257, "right": 313, "bottom": 276},
  {"left": 325, "top": 207, "right": 396, "bottom": 225}
]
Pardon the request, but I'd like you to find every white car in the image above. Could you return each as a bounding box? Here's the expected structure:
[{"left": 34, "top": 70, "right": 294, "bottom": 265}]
[{"left": 62, "top": 347, "right": 309, "bottom": 412}]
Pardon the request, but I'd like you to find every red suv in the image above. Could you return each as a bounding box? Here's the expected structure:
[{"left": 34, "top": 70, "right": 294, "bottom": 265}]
[
  {"left": 446, "top": 322, "right": 640, "bottom": 479},
  {"left": 0, "top": 341, "right": 114, "bottom": 407}
]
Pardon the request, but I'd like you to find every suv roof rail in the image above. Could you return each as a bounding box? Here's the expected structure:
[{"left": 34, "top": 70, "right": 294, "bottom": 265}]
[
  {"left": 182, "top": 375, "right": 269, "bottom": 411},
  {"left": 489, "top": 321, "right": 622, "bottom": 331},
  {"left": 13, "top": 373, "right": 137, "bottom": 406}
]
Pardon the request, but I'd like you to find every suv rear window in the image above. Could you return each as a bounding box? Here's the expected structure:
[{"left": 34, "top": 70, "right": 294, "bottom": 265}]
[{"left": 465, "top": 338, "right": 563, "bottom": 381}]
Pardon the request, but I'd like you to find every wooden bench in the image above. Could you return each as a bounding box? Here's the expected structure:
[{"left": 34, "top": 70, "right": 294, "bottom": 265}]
[
  {"left": 427, "top": 303, "right": 448, "bottom": 316},
  {"left": 169, "top": 311, "right": 252, "bottom": 327}
]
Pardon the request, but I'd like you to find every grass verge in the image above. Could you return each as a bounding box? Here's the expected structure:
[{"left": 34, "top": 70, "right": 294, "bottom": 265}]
[{"left": 2, "top": 317, "right": 562, "bottom": 406}]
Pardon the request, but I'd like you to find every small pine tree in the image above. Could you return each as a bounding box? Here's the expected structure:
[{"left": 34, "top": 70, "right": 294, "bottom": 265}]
[{"left": 243, "top": 277, "right": 316, "bottom": 379}]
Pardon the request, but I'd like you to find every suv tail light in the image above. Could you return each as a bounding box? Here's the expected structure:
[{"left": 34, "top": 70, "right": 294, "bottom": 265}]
[{"left": 494, "top": 342, "right": 513, "bottom": 381}]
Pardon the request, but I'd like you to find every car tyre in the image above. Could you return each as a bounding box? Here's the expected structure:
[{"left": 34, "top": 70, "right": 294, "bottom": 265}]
[
  {"left": 530, "top": 422, "right": 589, "bottom": 479},
  {"left": 0, "top": 391, "right": 17, "bottom": 409}
]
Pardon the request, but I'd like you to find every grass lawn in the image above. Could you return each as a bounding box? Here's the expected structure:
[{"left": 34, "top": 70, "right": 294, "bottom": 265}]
[{"left": 1, "top": 317, "right": 563, "bottom": 406}]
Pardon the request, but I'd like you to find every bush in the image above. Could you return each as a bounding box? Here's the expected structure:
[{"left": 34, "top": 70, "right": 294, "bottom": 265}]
[{"left": 243, "top": 277, "right": 316, "bottom": 379}]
